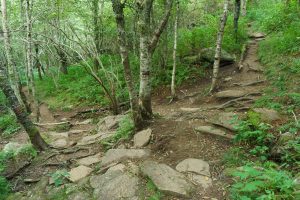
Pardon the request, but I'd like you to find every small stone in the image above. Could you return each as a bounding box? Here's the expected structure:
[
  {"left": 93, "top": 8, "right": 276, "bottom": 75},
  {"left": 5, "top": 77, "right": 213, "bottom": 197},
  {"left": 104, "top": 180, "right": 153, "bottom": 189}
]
[
  {"left": 100, "top": 149, "right": 151, "bottom": 167},
  {"left": 176, "top": 158, "right": 210, "bottom": 177},
  {"left": 208, "top": 112, "right": 239, "bottom": 131},
  {"left": 134, "top": 128, "right": 152, "bottom": 147},
  {"left": 77, "top": 153, "right": 102, "bottom": 166},
  {"left": 141, "top": 161, "right": 194, "bottom": 198},
  {"left": 224, "top": 77, "right": 232, "bottom": 82},
  {"left": 69, "top": 165, "right": 93, "bottom": 182},
  {"left": 97, "top": 115, "right": 125, "bottom": 132},
  {"left": 77, "top": 132, "right": 113, "bottom": 146}
]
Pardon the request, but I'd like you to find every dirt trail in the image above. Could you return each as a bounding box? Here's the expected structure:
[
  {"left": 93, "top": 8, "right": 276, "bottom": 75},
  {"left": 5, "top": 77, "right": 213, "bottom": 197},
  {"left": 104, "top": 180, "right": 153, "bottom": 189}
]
[
  {"left": 147, "top": 35, "right": 267, "bottom": 199},
  {"left": 5, "top": 34, "right": 268, "bottom": 199}
]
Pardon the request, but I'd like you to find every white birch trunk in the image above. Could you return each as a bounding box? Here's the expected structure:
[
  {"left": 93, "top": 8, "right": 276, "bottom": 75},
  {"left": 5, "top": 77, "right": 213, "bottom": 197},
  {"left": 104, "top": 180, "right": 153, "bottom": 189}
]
[
  {"left": 210, "top": 0, "right": 229, "bottom": 92},
  {"left": 241, "top": 0, "right": 247, "bottom": 16},
  {"left": 25, "top": 0, "right": 39, "bottom": 121},
  {"left": 1, "top": 0, "right": 25, "bottom": 107},
  {"left": 171, "top": 1, "right": 179, "bottom": 98}
]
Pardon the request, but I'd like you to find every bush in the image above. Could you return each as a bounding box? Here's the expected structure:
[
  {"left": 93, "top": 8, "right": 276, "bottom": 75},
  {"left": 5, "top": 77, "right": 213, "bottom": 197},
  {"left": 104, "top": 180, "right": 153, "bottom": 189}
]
[
  {"left": 230, "top": 164, "right": 295, "bottom": 200},
  {"left": 0, "top": 114, "right": 20, "bottom": 137}
]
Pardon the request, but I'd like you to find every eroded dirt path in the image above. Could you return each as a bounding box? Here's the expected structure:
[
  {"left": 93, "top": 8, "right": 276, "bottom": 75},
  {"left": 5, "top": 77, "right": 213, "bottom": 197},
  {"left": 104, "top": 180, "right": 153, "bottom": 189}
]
[{"left": 3, "top": 34, "right": 269, "bottom": 200}]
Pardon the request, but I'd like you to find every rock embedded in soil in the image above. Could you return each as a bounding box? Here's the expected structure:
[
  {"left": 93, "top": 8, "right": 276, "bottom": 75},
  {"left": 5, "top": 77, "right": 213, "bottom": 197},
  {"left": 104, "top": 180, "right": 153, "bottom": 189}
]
[
  {"left": 69, "top": 165, "right": 93, "bottom": 182},
  {"left": 100, "top": 149, "right": 151, "bottom": 167},
  {"left": 249, "top": 32, "right": 265, "bottom": 39},
  {"left": 176, "top": 158, "right": 210, "bottom": 177},
  {"left": 77, "top": 132, "right": 113, "bottom": 146},
  {"left": 67, "top": 191, "right": 91, "bottom": 200},
  {"left": 134, "top": 128, "right": 152, "bottom": 148},
  {"left": 90, "top": 167, "right": 140, "bottom": 200},
  {"left": 97, "top": 114, "right": 125, "bottom": 132},
  {"left": 215, "top": 90, "right": 248, "bottom": 99},
  {"left": 77, "top": 153, "right": 102, "bottom": 166},
  {"left": 141, "top": 161, "right": 194, "bottom": 198},
  {"left": 208, "top": 112, "right": 239, "bottom": 131},
  {"left": 187, "top": 173, "right": 213, "bottom": 189},
  {"left": 253, "top": 108, "right": 281, "bottom": 122},
  {"left": 50, "top": 138, "right": 73, "bottom": 148},
  {"left": 195, "top": 126, "right": 234, "bottom": 140}
]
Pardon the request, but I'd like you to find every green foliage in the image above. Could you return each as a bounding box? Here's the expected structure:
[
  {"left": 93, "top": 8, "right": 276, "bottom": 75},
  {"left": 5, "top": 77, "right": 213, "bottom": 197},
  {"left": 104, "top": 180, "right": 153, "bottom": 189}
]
[
  {"left": 147, "top": 179, "right": 163, "bottom": 200},
  {"left": 0, "top": 176, "right": 11, "bottom": 200},
  {"left": 223, "top": 147, "right": 248, "bottom": 167},
  {"left": 230, "top": 164, "right": 295, "bottom": 200},
  {"left": 0, "top": 114, "right": 20, "bottom": 137},
  {"left": 50, "top": 170, "right": 70, "bottom": 187},
  {"left": 101, "top": 115, "right": 134, "bottom": 150}
]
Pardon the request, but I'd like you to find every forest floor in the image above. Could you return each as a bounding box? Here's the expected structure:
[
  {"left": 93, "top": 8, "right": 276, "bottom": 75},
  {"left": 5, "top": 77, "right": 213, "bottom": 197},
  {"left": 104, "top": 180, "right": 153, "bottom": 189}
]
[{"left": 2, "top": 33, "right": 269, "bottom": 200}]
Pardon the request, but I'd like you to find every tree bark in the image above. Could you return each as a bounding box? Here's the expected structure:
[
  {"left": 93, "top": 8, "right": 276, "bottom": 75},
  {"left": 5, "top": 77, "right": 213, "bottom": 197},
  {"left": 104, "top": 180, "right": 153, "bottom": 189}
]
[
  {"left": 171, "top": 1, "right": 179, "bottom": 98},
  {"left": 93, "top": 0, "right": 101, "bottom": 70},
  {"left": 137, "top": 0, "right": 173, "bottom": 119},
  {"left": 25, "top": 0, "right": 40, "bottom": 121},
  {"left": 210, "top": 0, "right": 229, "bottom": 93},
  {"left": 112, "top": 0, "right": 143, "bottom": 130},
  {"left": 0, "top": 64, "right": 48, "bottom": 151},
  {"left": 1, "top": 0, "right": 25, "bottom": 108},
  {"left": 241, "top": 0, "right": 247, "bottom": 16},
  {"left": 234, "top": 0, "right": 241, "bottom": 42}
]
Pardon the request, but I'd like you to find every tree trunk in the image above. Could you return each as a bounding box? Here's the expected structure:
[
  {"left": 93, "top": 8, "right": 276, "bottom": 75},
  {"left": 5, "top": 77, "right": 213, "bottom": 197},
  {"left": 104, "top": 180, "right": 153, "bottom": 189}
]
[
  {"left": 171, "top": 1, "right": 179, "bottom": 98},
  {"left": 234, "top": 0, "right": 241, "bottom": 42},
  {"left": 93, "top": 0, "right": 101, "bottom": 70},
  {"left": 1, "top": 0, "right": 25, "bottom": 108},
  {"left": 25, "top": 0, "right": 40, "bottom": 121},
  {"left": 35, "top": 44, "right": 43, "bottom": 80},
  {"left": 0, "top": 64, "right": 48, "bottom": 151},
  {"left": 112, "top": 0, "right": 143, "bottom": 130},
  {"left": 210, "top": 0, "right": 229, "bottom": 93},
  {"left": 138, "top": 0, "right": 173, "bottom": 119},
  {"left": 241, "top": 0, "right": 247, "bottom": 16}
]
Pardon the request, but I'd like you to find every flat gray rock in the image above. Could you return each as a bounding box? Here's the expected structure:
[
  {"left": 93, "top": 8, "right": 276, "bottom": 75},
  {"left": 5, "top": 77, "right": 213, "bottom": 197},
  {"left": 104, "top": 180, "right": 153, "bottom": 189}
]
[
  {"left": 90, "top": 169, "right": 139, "bottom": 200},
  {"left": 101, "top": 149, "right": 150, "bottom": 167},
  {"left": 77, "top": 153, "right": 102, "bottom": 166},
  {"left": 253, "top": 108, "right": 281, "bottom": 122},
  {"left": 67, "top": 191, "right": 91, "bottom": 200},
  {"left": 141, "top": 161, "right": 194, "bottom": 198},
  {"left": 69, "top": 165, "right": 93, "bottom": 182},
  {"left": 97, "top": 115, "right": 125, "bottom": 132},
  {"left": 215, "top": 90, "right": 248, "bottom": 98},
  {"left": 195, "top": 126, "right": 234, "bottom": 139},
  {"left": 50, "top": 138, "right": 74, "bottom": 148},
  {"left": 208, "top": 112, "right": 239, "bottom": 131},
  {"left": 134, "top": 128, "right": 152, "bottom": 148},
  {"left": 77, "top": 132, "right": 113, "bottom": 146},
  {"left": 176, "top": 158, "right": 210, "bottom": 177},
  {"left": 187, "top": 173, "right": 212, "bottom": 189},
  {"left": 250, "top": 32, "right": 265, "bottom": 38}
]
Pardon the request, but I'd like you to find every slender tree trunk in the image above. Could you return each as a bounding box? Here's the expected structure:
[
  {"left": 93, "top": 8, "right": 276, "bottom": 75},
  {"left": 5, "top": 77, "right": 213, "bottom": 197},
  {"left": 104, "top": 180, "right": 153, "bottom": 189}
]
[
  {"left": 93, "top": 0, "right": 101, "bottom": 70},
  {"left": 234, "top": 0, "right": 241, "bottom": 42},
  {"left": 25, "top": 0, "right": 40, "bottom": 121},
  {"left": 1, "top": 0, "right": 25, "bottom": 108},
  {"left": 0, "top": 64, "right": 48, "bottom": 151},
  {"left": 112, "top": 0, "right": 143, "bottom": 130},
  {"left": 138, "top": 0, "right": 173, "bottom": 119},
  {"left": 35, "top": 44, "right": 43, "bottom": 80},
  {"left": 171, "top": 1, "right": 179, "bottom": 99},
  {"left": 210, "top": 0, "right": 229, "bottom": 93},
  {"left": 241, "top": 0, "right": 247, "bottom": 16}
]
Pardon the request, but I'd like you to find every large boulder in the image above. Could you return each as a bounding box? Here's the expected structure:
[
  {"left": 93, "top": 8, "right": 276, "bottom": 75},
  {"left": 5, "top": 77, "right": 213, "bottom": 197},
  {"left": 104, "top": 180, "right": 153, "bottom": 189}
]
[
  {"left": 90, "top": 167, "right": 140, "bottom": 200},
  {"left": 208, "top": 112, "right": 239, "bottom": 131},
  {"left": 183, "top": 48, "right": 235, "bottom": 65},
  {"left": 134, "top": 128, "right": 152, "bottom": 148},
  {"left": 176, "top": 158, "right": 210, "bottom": 177},
  {"left": 141, "top": 161, "right": 194, "bottom": 198}
]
